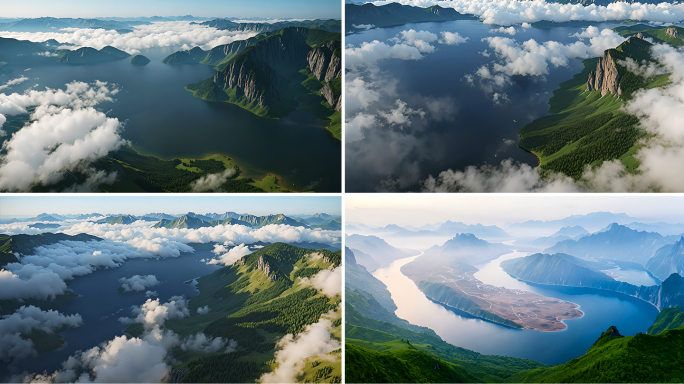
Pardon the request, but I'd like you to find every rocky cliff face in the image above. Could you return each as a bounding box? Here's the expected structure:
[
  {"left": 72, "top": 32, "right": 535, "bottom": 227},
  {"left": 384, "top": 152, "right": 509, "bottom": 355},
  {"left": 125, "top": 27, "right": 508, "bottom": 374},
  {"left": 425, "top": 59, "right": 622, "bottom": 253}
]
[
  {"left": 307, "top": 40, "right": 341, "bottom": 83},
  {"left": 213, "top": 60, "right": 276, "bottom": 107},
  {"left": 203, "top": 37, "right": 257, "bottom": 65},
  {"left": 586, "top": 50, "right": 622, "bottom": 97},
  {"left": 257, "top": 255, "right": 278, "bottom": 281},
  {"left": 321, "top": 84, "right": 341, "bottom": 111},
  {"left": 307, "top": 40, "right": 341, "bottom": 111},
  {"left": 212, "top": 28, "right": 313, "bottom": 108},
  {"left": 667, "top": 27, "right": 679, "bottom": 38}
]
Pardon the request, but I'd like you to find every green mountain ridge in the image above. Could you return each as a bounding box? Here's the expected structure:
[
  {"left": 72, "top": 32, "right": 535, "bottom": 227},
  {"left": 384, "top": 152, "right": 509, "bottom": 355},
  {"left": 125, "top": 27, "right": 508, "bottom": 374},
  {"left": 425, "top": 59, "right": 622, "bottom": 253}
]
[
  {"left": 56, "top": 45, "right": 130, "bottom": 64},
  {"left": 518, "top": 31, "right": 673, "bottom": 183},
  {"left": 149, "top": 242, "right": 341, "bottom": 383},
  {"left": 345, "top": 3, "right": 474, "bottom": 32},
  {"left": 184, "top": 26, "right": 342, "bottom": 139}
]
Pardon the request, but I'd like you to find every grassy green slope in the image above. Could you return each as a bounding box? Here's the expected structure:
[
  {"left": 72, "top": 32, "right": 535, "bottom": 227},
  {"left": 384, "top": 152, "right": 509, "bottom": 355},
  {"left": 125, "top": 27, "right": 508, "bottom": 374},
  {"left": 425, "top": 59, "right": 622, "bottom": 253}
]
[
  {"left": 647, "top": 305, "right": 684, "bottom": 335},
  {"left": 144, "top": 243, "right": 341, "bottom": 383},
  {"left": 187, "top": 27, "right": 341, "bottom": 139},
  {"left": 509, "top": 325, "right": 684, "bottom": 383},
  {"left": 518, "top": 34, "right": 670, "bottom": 181},
  {"left": 346, "top": 344, "right": 481, "bottom": 383}
]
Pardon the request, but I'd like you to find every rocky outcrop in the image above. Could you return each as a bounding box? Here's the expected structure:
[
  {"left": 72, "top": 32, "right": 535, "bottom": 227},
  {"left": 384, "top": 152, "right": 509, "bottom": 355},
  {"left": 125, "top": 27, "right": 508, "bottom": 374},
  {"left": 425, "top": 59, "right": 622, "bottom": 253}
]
[
  {"left": 307, "top": 40, "right": 341, "bottom": 111},
  {"left": 307, "top": 40, "right": 341, "bottom": 83},
  {"left": 635, "top": 32, "right": 646, "bottom": 39},
  {"left": 667, "top": 27, "right": 679, "bottom": 38},
  {"left": 212, "top": 27, "right": 315, "bottom": 108},
  {"left": 203, "top": 37, "right": 257, "bottom": 66},
  {"left": 257, "top": 255, "right": 278, "bottom": 281},
  {"left": 586, "top": 50, "right": 622, "bottom": 97},
  {"left": 236, "top": 257, "right": 245, "bottom": 266},
  {"left": 321, "top": 83, "right": 341, "bottom": 111},
  {"left": 213, "top": 60, "right": 277, "bottom": 107}
]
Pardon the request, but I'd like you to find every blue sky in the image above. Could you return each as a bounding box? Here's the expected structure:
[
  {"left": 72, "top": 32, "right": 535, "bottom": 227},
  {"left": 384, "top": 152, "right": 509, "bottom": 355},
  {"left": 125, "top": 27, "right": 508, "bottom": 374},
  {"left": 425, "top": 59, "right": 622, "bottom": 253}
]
[
  {"left": 0, "top": 195, "right": 341, "bottom": 217},
  {"left": 0, "top": 0, "right": 341, "bottom": 19}
]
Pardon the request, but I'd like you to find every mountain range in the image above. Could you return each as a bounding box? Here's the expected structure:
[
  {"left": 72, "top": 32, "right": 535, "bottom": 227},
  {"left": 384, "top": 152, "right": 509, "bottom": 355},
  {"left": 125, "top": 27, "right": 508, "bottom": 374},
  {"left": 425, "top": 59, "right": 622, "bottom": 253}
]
[
  {"left": 501, "top": 253, "right": 684, "bottom": 310},
  {"left": 345, "top": 3, "right": 473, "bottom": 33},
  {"left": 345, "top": 234, "right": 419, "bottom": 271},
  {"left": 544, "top": 223, "right": 677, "bottom": 265},
  {"left": 179, "top": 26, "right": 341, "bottom": 139}
]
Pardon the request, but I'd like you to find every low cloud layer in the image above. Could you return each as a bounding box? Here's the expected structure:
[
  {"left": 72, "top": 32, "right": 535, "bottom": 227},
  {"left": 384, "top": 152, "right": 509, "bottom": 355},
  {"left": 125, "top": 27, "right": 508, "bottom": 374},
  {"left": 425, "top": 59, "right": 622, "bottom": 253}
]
[
  {"left": 0, "top": 81, "right": 125, "bottom": 191},
  {"left": 372, "top": 0, "right": 684, "bottom": 26},
  {"left": 346, "top": 29, "right": 463, "bottom": 190},
  {"left": 469, "top": 27, "right": 625, "bottom": 93},
  {"left": 0, "top": 21, "right": 258, "bottom": 55},
  {"left": 208, "top": 242, "right": 252, "bottom": 266},
  {"left": 0, "top": 76, "right": 29, "bottom": 91},
  {"left": 118, "top": 275, "right": 161, "bottom": 292},
  {"left": 190, "top": 168, "right": 237, "bottom": 192},
  {"left": 423, "top": 41, "right": 684, "bottom": 192},
  {"left": 0, "top": 219, "right": 338, "bottom": 301},
  {"left": 299, "top": 267, "right": 342, "bottom": 297},
  {"left": 259, "top": 309, "right": 340, "bottom": 384},
  {"left": 0, "top": 306, "right": 82, "bottom": 362}
]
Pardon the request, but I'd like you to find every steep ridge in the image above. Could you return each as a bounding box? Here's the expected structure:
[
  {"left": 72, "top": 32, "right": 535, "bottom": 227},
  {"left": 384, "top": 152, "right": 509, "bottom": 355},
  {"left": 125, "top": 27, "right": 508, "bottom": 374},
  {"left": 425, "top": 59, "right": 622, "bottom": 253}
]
[
  {"left": 186, "top": 27, "right": 341, "bottom": 119},
  {"left": 646, "top": 237, "right": 684, "bottom": 281},
  {"left": 544, "top": 223, "right": 673, "bottom": 265},
  {"left": 585, "top": 50, "right": 622, "bottom": 97},
  {"left": 307, "top": 40, "right": 341, "bottom": 111},
  {"left": 151, "top": 242, "right": 341, "bottom": 383},
  {"left": 501, "top": 253, "right": 684, "bottom": 310}
]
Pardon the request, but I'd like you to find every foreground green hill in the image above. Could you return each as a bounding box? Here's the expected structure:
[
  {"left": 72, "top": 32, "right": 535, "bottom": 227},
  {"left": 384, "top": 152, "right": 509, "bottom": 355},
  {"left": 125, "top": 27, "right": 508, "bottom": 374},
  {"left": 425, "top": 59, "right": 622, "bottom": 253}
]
[
  {"left": 346, "top": 344, "right": 481, "bottom": 383},
  {"left": 647, "top": 305, "right": 684, "bottom": 335},
  {"left": 518, "top": 30, "right": 672, "bottom": 182},
  {"left": 138, "top": 243, "right": 342, "bottom": 383},
  {"left": 509, "top": 323, "right": 684, "bottom": 383}
]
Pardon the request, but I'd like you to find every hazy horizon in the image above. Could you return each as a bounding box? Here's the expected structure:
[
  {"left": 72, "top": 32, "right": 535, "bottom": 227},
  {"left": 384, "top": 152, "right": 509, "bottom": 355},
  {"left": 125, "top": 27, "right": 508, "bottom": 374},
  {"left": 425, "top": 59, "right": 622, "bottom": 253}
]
[{"left": 0, "top": 0, "right": 340, "bottom": 19}]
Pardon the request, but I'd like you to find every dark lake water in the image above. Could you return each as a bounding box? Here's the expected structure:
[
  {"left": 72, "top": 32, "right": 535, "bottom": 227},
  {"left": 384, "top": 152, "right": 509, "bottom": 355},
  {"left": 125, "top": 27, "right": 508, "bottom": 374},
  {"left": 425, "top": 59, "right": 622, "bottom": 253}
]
[
  {"left": 1, "top": 46, "right": 341, "bottom": 191},
  {"left": 375, "top": 250, "right": 659, "bottom": 365},
  {"left": 345, "top": 20, "right": 621, "bottom": 191},
  {"left": 1, "top": 246, "right": 220, "bottom": 378}
]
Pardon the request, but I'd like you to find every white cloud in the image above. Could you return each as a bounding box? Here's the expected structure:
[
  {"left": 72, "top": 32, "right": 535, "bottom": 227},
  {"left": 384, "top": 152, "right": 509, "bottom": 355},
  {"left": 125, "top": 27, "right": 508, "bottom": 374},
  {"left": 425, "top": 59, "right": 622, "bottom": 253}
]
[
  {"left": 145, "top": 290, "right": 158, "bottom": 297},
  {"left": 34, "top": 51, "right": 59, "bottom": 57},
  {"left": 299, "top": 267, "right": 341, "bottom": 297},
  {"left": 352, "top": 24, "right": 376, "bottom": 30},
  {"left": 0, "top": 76, "right": 29, "bottom": 91},
  {"left": 381, "top": 99, "right": 425, "bottom": 125},
  {"left": 180, "top": 332, "right": 236, "bottom": 353},
  {"left": 197, "top": 305, "right": 211, "bottom": 315},
  {"left": 470, "top": 27, "right": 625, "bottom": 93},
  {"left": 0, "top": 306, "right": 82, "bottom": 362},
  {"left": 494, "top": 26, "right": 517, "bottom": 35},
  {"left": 421, "top": 159, "right": 581, "bottom": 192},
  {"left": 119, "top": 275, "right": 160, "bottom": 292},
  {"left": 259, "top": 309, "right": 340, "bottom": 384},
  {"left": 0, "top": 21, "right": 258, "bottom": 55},
  {"left": 190, "top": 168, "right": 237, "bottom": 192},
  {"left": 439, "top": 31, "right": 468, "bottom": 45},
  {"left": 0, "top": 81, "right": 126, "bottom": 191},
  {"left": 208, "top": 243, "right": 252, "bottom": 266},
  {"left": 120, "top": 296, "right": 189, "bottom": 329}
]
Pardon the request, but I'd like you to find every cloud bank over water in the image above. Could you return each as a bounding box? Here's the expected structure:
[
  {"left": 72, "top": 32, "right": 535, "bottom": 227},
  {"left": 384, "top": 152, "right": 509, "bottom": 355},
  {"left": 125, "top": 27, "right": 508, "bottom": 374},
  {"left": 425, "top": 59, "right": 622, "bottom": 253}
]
[{"left": 0, "top": 21, "right": 258, "bottom": 55}]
